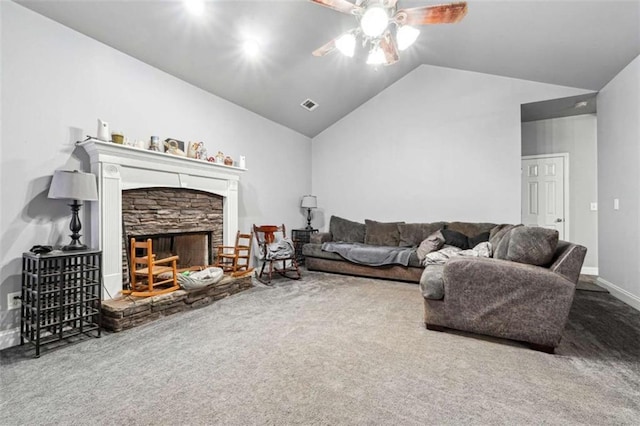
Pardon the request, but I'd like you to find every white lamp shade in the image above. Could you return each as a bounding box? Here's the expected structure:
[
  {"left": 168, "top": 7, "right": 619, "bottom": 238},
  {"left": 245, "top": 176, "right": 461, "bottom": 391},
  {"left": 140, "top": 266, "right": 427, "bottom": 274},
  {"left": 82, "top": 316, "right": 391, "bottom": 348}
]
[
  {"left": 48, "top": 170, "right": 98, "bottom": 201},
  {"left": 301, "top": 195, "right": 317, "bottom": 209},
  {"left": 336, "top": 33, "right": 356, "bottom": 57},
  {"left": 397, "top": 25, "right": 420, "bottom": 51},
  {"left": 366, "top": 46, "right": 386, "bottom": 65}
]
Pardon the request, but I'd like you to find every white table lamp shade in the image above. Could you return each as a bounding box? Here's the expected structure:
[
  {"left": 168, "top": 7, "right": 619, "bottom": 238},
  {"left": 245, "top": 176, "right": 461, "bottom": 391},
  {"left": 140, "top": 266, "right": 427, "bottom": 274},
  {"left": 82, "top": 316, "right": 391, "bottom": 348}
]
[
  {"left": 301, "top": 195, "right": 317, "bottom": 209},
  {"left": 48, "top": 170, "right": 98, "bottom": 201}
]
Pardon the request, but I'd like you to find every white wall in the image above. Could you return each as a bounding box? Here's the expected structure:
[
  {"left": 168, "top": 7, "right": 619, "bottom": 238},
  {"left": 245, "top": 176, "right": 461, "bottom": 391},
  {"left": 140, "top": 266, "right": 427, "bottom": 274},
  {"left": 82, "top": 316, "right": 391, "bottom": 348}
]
[
  {"left": 597, "top": 54, "right": 640, "bottom": 310},
  {"left": 0, "top": 2, "right": 311, "bottom": 348},
  {"left": 522, "top": 115, "right": 598, "bottom": 270},
  {"left": 312, "top": 65, "right": 590, "bottom": 230}
]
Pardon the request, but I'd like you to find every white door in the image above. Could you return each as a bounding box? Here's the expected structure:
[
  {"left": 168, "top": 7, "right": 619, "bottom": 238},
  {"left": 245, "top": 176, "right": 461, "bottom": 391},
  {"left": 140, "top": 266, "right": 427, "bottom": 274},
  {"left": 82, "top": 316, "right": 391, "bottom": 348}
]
[{"left": 521, "top": 155, "right": 566, "bottom": 239}]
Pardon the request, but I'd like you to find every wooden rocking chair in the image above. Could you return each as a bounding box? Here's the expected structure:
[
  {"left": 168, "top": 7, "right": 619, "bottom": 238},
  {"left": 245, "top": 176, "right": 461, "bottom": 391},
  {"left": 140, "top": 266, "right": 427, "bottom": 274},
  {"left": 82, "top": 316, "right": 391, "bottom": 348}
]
[
  {"left": 214, "top": 231, "right": 253, "bottom": 274},
  {"left": 123, "top": 238, "right": 180, "bottom": 297},
  {"left": 253, "top": 224, "right": 301, "bottom": 285}
]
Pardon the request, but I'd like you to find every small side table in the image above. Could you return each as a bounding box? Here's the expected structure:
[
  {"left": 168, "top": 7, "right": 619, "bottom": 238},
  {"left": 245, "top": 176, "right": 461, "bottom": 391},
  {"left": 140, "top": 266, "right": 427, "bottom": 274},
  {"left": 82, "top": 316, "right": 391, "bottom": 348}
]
[{"left": 291, "top": 229, "right": 318, "bottom": 265}]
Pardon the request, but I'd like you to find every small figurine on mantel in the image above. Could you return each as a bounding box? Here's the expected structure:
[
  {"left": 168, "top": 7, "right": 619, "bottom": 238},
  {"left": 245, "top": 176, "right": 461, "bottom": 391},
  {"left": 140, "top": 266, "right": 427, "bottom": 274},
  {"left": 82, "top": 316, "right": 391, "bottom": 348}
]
[
  {"left": 187, "top": 141, "right": 202, "bottom": 159},
  {"left": 197, "top": 144, "right": 208, "bottom": 160},
  {"left": 215, "top": 151, "right": 225, "bottom": 164}
]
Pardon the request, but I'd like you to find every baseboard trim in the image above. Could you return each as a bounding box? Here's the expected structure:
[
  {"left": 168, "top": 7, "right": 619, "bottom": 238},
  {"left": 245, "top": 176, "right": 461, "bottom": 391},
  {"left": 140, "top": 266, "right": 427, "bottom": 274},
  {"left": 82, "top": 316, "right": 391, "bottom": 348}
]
[
  {"left": 0, "top": 327, "right": 20, "bottom": 350},
  {"left": 596, "top": 277, "right": 640, "bottom": 312},
  {"left": 581, "top": 267, "right": 598, "bottom": 276}
]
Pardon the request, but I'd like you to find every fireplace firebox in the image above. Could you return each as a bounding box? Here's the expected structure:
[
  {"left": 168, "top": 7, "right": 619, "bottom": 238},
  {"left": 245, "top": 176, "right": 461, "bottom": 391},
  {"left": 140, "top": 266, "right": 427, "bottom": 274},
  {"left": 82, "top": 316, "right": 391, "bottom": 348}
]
[{"left": 122, "top": 187, "right": 223, "bottom": 289}]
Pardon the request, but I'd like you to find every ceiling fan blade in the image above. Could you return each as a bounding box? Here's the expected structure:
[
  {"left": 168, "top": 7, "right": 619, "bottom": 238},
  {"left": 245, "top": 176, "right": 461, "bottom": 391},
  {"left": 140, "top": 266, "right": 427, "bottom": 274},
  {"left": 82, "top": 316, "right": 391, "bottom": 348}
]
[
  {"left": 309, "top": 0, "right": 363, "bottom": 15},
  {"left": 379, "top": 31, "right": 399, "bottom": 65},
  {"left": 312, "top": 38, "right": 337, "bottom": 57},
  {"left": 394, "top": 2, "right": 468, "bottom": 26}
]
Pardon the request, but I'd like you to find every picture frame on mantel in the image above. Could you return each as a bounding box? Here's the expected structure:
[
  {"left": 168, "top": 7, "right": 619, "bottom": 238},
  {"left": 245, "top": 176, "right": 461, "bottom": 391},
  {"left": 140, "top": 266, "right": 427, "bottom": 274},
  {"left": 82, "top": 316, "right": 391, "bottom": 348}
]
[{"left": 164, "top": 138, "right": 185, "bottom": 153}]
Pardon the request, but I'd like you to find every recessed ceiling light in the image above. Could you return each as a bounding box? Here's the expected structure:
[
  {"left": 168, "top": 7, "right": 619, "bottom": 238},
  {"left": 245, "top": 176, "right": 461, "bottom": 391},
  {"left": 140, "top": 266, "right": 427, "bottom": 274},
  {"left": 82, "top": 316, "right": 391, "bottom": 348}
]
[
  {"left": 243, "top": 40, "right": 260, "bottom": 57},
  {"left": 184, "top": 0, "right": 205, "bottom": 17}
]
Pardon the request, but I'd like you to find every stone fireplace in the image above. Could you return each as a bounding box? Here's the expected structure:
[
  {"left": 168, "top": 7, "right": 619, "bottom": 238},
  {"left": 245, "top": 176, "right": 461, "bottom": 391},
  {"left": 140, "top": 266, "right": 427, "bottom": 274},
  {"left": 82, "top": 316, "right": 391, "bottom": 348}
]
[
  {"left": 121, "top": 187, "right": 224, "bottom": 286},
  {"left": 79, "top": 140, "right": 245, "bottom": 300}
]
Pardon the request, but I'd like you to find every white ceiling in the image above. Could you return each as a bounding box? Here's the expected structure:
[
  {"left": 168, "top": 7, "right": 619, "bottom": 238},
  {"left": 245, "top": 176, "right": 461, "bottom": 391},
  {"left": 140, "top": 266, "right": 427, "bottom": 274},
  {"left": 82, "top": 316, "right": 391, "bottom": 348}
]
[{"left": 17, "top": 0, "right": 640, "bottom": 137}]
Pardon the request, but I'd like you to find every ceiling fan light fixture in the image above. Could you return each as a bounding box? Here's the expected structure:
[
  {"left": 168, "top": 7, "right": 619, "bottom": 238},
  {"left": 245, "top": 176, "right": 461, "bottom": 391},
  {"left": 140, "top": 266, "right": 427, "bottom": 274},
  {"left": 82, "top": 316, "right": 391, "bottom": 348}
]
[
  {"left": 397, "top": 25, "right": 420, "bottom": 51},
  {"left": 335, "top": 33, "right": 356, "bottom": 57},
  {"left": 361, "top": 6, "right": 389, "bottom": 37},
  {"left": 366, "top": 46, "right": 386, "bottom": 65}
]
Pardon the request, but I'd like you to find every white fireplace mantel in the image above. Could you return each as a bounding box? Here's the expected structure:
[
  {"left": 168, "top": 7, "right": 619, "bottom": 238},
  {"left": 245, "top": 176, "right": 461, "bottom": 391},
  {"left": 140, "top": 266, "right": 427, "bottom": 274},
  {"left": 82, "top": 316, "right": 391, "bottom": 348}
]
[{"left": 78, "top": 140, "right": 245, "bottom": 300}]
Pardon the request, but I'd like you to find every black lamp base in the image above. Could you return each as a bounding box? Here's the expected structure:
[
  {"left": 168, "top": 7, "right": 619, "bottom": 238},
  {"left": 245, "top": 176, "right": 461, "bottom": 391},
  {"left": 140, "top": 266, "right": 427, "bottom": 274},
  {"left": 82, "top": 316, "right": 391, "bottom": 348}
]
[
  {"left": 62, "top": 242, "right": 88, "bottom": 251},
  {"left": 63, "top": 200, "right": 87, "bottom": 251},
  {"left": 305, "top": 208, "right": 314, "bottom": 230}
]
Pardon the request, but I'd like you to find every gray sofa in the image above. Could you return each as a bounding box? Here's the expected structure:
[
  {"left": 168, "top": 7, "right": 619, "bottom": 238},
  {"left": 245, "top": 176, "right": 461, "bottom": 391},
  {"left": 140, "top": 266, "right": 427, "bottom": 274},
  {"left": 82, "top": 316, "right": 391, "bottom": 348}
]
[
  {"left": 303, "top": 216, "right": 587, "bottom": 352},
  {"left": 304, "top": 217, "right": 496, "bottom": 283}
]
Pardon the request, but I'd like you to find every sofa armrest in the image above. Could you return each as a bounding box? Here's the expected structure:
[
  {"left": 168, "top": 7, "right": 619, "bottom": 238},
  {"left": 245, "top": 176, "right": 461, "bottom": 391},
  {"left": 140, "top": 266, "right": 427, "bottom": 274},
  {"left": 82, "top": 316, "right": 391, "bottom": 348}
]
[
  {"left": 549, "top": 241, "right": 587, "bottom": 284},
  {"left": 311, "top": 232, "right": 332, "bottom": 244},
  {"left": 440, "top": 257, "right": 576, "bottom": 347},
  {"left": 444, "top": 256, "right": 575, "bottom": 303}
]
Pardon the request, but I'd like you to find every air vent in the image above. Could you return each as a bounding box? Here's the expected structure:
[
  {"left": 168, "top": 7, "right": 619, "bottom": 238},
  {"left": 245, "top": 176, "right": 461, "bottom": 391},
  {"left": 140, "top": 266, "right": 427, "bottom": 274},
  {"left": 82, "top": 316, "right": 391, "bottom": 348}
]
[{"left": 300, "top": 99, "right": 318, "bottom": 111}]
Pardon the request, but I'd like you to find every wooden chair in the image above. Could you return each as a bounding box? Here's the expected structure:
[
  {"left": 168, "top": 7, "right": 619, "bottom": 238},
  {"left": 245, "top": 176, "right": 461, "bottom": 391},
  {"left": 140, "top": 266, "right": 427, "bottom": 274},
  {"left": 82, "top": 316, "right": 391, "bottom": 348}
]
[
  {"left": 253, "top": 224, "right": 301, "bottom": 285},
  {"left": 123, "top": 238, "right": 180, "bottom": 297},
  {"left": 215, "top": 231, "right": 253, "bottom": 273}
]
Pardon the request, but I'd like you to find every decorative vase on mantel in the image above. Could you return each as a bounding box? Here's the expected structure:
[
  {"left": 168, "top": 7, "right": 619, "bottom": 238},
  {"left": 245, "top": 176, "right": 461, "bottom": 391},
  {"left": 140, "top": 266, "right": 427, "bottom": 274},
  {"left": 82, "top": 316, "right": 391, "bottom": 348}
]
[{"left": 215, "top": 151, "right": 225, "bottom": 164}]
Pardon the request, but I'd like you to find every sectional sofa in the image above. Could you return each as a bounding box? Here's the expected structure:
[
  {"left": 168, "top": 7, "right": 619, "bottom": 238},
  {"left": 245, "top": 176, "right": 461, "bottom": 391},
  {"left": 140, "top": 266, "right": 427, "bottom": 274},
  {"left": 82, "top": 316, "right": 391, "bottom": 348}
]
[{"left": 302, "top": 216, "right": 587, "bottom": 352}]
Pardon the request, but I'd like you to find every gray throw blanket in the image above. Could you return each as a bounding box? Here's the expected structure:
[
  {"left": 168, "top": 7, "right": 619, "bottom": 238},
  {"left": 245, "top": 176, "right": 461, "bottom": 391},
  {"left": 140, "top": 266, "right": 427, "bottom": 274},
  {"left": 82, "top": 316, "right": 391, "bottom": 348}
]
[
  {"left": 322, "top": 242, "right": 414, "bottom": 266},
  {"left": 265, "top": 237, "right": 295, "bottom": 260}
]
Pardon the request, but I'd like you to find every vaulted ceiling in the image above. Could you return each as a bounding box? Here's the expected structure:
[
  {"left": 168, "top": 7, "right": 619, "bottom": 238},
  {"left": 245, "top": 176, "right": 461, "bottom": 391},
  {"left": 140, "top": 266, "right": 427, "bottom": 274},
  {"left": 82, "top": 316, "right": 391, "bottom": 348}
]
[{"left": 17, "top": 0, "right": 640, "bottom": 137}]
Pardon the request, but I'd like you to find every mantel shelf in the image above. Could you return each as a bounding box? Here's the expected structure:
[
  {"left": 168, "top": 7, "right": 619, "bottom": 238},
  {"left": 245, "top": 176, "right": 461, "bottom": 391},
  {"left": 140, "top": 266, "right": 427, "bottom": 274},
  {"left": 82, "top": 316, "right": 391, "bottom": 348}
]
[{"left": 77, "top": 139, "right": 247, "bottom": 175}]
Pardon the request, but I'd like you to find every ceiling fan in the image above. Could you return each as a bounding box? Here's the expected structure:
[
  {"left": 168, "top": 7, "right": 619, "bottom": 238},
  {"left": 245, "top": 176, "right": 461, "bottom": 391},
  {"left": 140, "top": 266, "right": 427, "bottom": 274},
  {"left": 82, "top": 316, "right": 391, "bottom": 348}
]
[{"left": 310, "top": 0, "right": 468, "bottom": 66}]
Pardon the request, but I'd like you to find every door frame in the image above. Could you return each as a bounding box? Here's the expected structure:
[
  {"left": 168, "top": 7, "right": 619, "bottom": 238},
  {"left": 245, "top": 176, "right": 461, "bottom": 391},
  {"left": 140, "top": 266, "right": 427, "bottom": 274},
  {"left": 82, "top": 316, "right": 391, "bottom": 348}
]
[{"left": 521, "top": 153, "right": 570, "bottom": 241}]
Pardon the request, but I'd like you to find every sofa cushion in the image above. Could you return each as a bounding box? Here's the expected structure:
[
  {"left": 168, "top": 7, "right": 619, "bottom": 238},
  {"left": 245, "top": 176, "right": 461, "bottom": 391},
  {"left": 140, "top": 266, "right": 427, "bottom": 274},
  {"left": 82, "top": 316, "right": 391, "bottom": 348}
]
[
  {"left": 446, "top": 222, "right": 497, "bottom": 237},
  {"left": 302, "top": 243, "right": 347, "bottom": 261},
  {"left": 490, "top": 224, "right": 514, "bottom": 245},
  {"left": 364, "top": 220, "right": 404, "bottom": 246},
  {"left": 398, "top": 222, "right": 447, "bottom": 247},
  {"left": 468, "top": 231, "right": 490, "bottom": 248},
  {"left": 441, "top": 229, "right": 470, "bottom": 250},
  {"left": 416, "top": 230, "right": 445, "bottom": 261},
  {"left": 329, "top": 216, "right": 366, "bottom": 243},
  {"left": 496, "top": 226, "right": 559, "bottom": 266},
  {"left": 303, "top": 242, "right": 423, "bottom": 267},
  {"left": 491, "top": 224, "right": 522, "bottom": 259}
]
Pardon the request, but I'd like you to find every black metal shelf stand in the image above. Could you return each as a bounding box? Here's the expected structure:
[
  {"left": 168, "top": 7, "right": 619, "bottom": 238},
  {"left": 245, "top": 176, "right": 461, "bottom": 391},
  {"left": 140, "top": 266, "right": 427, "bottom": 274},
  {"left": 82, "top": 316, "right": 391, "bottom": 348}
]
[
  {"left": 291, "top": 229, "right": 318, "bottom": 265},
  {"left": 21, "top": 249, "right": 102, "bottom": 357}
]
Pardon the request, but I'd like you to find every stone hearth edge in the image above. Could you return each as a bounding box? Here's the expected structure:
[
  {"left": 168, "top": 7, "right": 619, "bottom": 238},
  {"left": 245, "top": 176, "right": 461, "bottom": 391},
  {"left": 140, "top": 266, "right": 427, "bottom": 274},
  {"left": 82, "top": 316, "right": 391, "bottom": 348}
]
[{"left": 101, "top": 274, "right": 253, "bottom": 332}]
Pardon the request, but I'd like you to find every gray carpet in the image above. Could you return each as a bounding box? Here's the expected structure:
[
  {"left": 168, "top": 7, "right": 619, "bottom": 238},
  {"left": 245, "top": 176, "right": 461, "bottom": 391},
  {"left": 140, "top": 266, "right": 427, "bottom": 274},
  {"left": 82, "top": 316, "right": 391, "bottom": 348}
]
[{"left": 1, "top": 270, "right": 639, "bottom": 425}]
